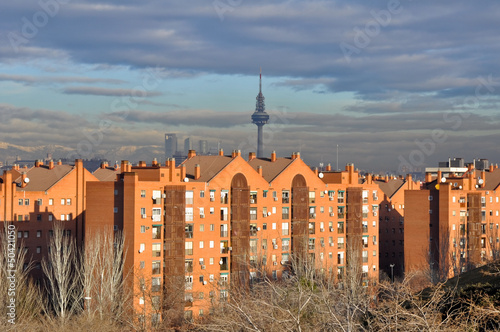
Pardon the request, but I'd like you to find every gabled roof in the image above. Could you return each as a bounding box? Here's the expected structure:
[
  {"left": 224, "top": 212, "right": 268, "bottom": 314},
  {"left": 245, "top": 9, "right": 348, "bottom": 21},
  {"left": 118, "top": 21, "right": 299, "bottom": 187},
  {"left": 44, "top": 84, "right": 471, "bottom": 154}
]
[
  {"left": 483, "top": 169, "right": 500, "bottom": 191},
  {"left": 375, "top": 178, "right": 405, "bottom": 199},
  {"left": 247, "top": 157, "right": 294, "bottom": 182},
  {"left": 93, "top": 167, "right": 121, "bottom": 181},
  {"left": 182, "top": 155, "right": 234, "bottom": 182},
  {"left": 14, "top": 165, "right": 74, "bottom": 191}
]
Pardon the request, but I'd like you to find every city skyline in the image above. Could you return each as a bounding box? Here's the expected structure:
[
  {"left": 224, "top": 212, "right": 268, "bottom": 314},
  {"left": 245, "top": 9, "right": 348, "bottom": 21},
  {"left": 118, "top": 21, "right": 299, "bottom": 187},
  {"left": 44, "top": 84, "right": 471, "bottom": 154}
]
[{"left": 0, "top": 1, "right": 500, "bottom": 171}]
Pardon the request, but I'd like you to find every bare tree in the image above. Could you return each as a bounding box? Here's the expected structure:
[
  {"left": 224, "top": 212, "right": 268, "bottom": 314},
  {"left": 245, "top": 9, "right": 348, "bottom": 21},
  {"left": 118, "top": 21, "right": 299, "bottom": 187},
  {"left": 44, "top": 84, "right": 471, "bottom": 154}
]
[{"left": 41, "top": 221, "right": 80, "bottom": 321}]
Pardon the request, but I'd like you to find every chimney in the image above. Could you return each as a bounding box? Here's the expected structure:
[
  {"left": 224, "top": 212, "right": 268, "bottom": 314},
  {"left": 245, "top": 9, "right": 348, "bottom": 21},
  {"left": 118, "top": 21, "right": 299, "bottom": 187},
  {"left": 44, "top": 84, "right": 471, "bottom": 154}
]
[
  {"left": 194, "top": 164, "right": 201, "bottom": 180},
  {"left": 406, "top": 174, "right": 413, "bottom": 189},
  {"left": 100, "top": 161, "right": 108, "bottom": 169},
  {"left": 313, "top": 167, "right": 318, "bottom": 176},
  {"left": 437, "top": 170, "right": 442, "bottom": 183},
  {"left": 325, "top": 163, "right": 332, "bottom": 171},
  {"left": 48, "top": 160, "right": 54, "bottom": 170},
  {"left": 481, "top": 170, "right": 486, "bottom": 188},
  {"left": 57, "top": 160, "right": 62, "bottom": 166},
  {"left": 35, "top": 160, "right": 41, "bottom": 167},
  {"left": 13, "top": 164, "right": 19, "bottom": 171},
  {"left": 257, "top": 166, "right": 263, "bottom": 176},
  {"left": 248, "top": 152, "right": 256, "bottom": 161},
  {"left": 21, "top": 172, "right": 28, "bottom": 188},
  {"left": 489, "top": 164, "right": 494, "bottom": 172},
  {"left": 121, "top": 160, "right": 128, "bottom": 172},
  {"left": 218, "top": 149, "right": 224, "bottom": 156},
  {"left": 180, "top": 165, "right": 186, "bottom": 180},
  {"left": 366, "top": 173, "right": 372, "bottom": 184},
  {"left": 232, "top": 150, "right": 241, "bottom": 158},
  {"left": 188, "top": 150, "right": 196, "bottom": 159},
  {"left": 152, "top": 158, "right": 158, "bottom": 167},
  {"left": 385, "top": 174, "right": 389, "bottom": 183},
  {"left": 138, "top": 161, "right": 147, "bottom": 167},
  {"left": 425, "top": 172, "right": 432, "bottom": 183},
  {"left": 271, "top": 151, "right": 277, "bottom": 162}
]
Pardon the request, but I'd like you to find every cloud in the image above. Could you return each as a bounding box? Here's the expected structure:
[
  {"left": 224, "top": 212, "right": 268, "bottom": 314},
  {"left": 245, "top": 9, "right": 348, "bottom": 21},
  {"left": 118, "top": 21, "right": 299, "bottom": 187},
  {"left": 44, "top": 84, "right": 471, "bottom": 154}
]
[
  {"left": 0, "top": 74, "right": 125, "bottom": 85},
  {"left": 62, "top": 86, "right": 163, "bottom": 97}
]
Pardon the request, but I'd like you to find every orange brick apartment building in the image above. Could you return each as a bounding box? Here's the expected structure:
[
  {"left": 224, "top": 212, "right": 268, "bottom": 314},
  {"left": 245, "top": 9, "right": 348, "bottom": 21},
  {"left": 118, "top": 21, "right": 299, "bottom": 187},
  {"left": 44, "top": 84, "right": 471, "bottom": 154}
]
[
  {"left": 86, "top": 150, "right": 381, "bottom": 321},
  {"left": 0, "top": 159, "right": 97, "bottom": 279},
  {"left": 405, "top": 164, "right": 500, "bottom": 281}
]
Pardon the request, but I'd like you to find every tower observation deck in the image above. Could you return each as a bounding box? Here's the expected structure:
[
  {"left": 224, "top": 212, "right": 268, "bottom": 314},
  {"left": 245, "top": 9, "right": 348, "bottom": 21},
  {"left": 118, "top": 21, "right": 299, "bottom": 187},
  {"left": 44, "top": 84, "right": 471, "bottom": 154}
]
[{"left": 251, "top": 68, "right": 270, "bottom": 158}]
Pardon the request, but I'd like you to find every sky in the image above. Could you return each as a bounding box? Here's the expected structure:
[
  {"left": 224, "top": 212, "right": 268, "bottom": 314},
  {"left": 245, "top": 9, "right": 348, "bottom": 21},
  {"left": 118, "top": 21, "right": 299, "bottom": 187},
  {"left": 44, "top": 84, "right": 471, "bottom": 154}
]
[{"left": 1, "top": 0, "right": 500, "bottom": 173}]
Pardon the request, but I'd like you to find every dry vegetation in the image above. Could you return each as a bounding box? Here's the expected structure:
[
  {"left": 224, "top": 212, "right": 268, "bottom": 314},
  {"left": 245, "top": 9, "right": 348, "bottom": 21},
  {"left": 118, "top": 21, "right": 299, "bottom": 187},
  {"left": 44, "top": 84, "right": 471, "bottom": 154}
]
[{"left": 0, "top": 224, "right": 499, "bottom": 331}]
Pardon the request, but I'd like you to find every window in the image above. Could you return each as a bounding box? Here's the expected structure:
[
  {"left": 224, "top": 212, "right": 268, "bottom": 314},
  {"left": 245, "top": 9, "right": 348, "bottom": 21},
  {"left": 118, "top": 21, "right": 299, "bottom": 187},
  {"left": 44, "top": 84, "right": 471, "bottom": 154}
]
[
  {"left": 282, "top": 239, "right": 290, "bottom": 251},
  {"left": 250, "top": 191, "right": 258, "bottom": 204},
  {"left": 282, "top": 207, "right": 289, "bottom": 219},
  {"left": 152, "top": 243, "right": 161, "bottom": 257},
  {"left": 200, "top": 190, "right": 205, "bottom": 198},
  {"left": 337, "top": 206, "right": 345, "bottom": 218},
  {"left": 210, "top": 224, "right": 214, "bottom": 231},
  {"left": 282, "top": 190, "right": 290, "bottom": 204},
  {"left": 24, "top": 231, "right": 29, "bottom": 238},
  {"left": 139, "top": 243, "right": 145, "bottom": 253},
  {"left": 141, "top": 190, "right": 146, "bottom": 198},
  {"left": 282, "top": 222, "right": 289, "bottom": 235},
  {"left": 200, "top": 224, "right": 205, "bottom": 232},
  {"left": 209, "top": 241, "right": 214, "bottom": 249},
  {"left": 60, "top": 215, "right": 65, "bottom": 221},
  {"left": 66, "top": 199, "right": 71, "bottom": 205},
  {"left": 48, "top": 214, "right": 53, "bottom": 221},
  {"left": 338, "top": 222, "right": 344, "bottom": 234},
  {"left": 338, "top": 237, "right": 344, "bottom": 249},
  {"left": 61, "top": 198, "right": 65, "bottom": 205},
  {"left": 114, "top": 207, "right": 118, "bottom": 213},
  {"left": 220, "top": 190, "right": 229, "bottom": 204},
  {"left": 185, "top": 224, "right": 194, "bottom": 238},
  {"left": 140, "top": 225, "right": 146, "bottom": 233},
  {"left": 152, "top": 225, "right": 161, "bottom": 239},
  {"left": 250, "top": 223, "right": 258, "bottom": 236},
  {"left": 185, "top": 207, "right": 193, "bottom": 222},
  {"left": 185, "top": 242, "right": 193, "bottom": 255},
  {"left": 263, "top": 190, "right": 268, "bottom": 198},
  {"left": 220, "top": 224, "right": 228, "bottom": 237},
  {"left": 220, "top": 208, "right": 228, "bottom": 221},
  {"left": 36, "top": 246, "right": 41, "bottom": 254},
  {"left": 199, "top": 241, "right": 204, "bottom": 249},
  {"left": 24, "top": 199, "right": 30, "bottom": 206},
  {"left": 152, "top": 261, "right": 161, "bottom": 274},
  {"left": 362, "top": 190, "right": 369, "bottom": 203},
  {"left": 36, "top": 214, "right": 41, "bottom": 221},
  {"left": 309, "top": 222, "right": 315, "bottom": 234},
  {"left": 250, "top": 208, "right": 257, "bottom": 220},
  {"left": 308, "top": 238, "right": 315, "bottom": 250},
  {"left": 49, "top": 198, "right": 53, "bottom": 206},
  {"left": 199, "top": 207, "right": 205, "bottom": 218},
  {"left": 18, "top": 199, "right": 23, "bottom": 206},
  {"left": 309, "top": 206, "right": 316, "bottom": 219},
  {"left": 185, "top": 191, "right": 194, "bottom": 204},
  {"left": 140, "top": 207, "right": 146, "bottom": 216},
  {"left": 309, "top": 191, "right": 316, "bottom": 204},
  {"left": 210, "top": 190, "right": 215, "bottom": 202},
  {"left": 151, "top": 277, "right": 161, "bottom": 292},
  {"left": 37, "top": 199, "right": 42, "bottom": 206},
  {"left": 338, "top": 191, "right": 345, "bottom": 204}
]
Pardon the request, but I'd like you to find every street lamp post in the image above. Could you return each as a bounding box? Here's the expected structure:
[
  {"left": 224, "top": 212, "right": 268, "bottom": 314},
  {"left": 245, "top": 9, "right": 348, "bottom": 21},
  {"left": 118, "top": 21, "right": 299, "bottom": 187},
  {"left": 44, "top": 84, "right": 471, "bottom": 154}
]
[{"left": 390, "top": 264, "right": 395, "bottom": 283}]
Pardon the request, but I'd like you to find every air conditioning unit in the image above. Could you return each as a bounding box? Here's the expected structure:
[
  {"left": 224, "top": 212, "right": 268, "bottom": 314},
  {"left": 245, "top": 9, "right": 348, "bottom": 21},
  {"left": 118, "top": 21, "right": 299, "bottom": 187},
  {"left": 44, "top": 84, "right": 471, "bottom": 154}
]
[
  {"left": 201, "top": 265, "right": 205, "bottom": 270},
  {"left": 250, "top": 199, "right": 255, "bottom": 204},
  {"left": 373, "top": 212, "right": 377, "bottom": 216},
  {"left": 281, "top": 261, "right": 286, "bottom": 265},
  {"left": 263, "top": 214, "right": 267, "bottom": 218},
  {"left": 228, "top": 247, "right": 232, "bottom": 251},
  {"left": 330, "top": 213, "right": 334, "bottom": 217},
  {"left": 200, "top": 214, "right": 205, "bottom": 219},
  {"left": 313, "top": 213, "right": 316, "bottom": 217},
  {"left": 273, "top": 261, "right": 278, "bottom": 265},
  {"left": 141, "top": 214, "right": 147, "bottom": 219},
  {"left": 162, "top": 193, "right": 166, "bottom": 198},
  {"left": 320, "top": 228, "right": 324, "bottom": 232},
  {"left": 329, "top": 227, "right": 334, "bottom": 231},
  {"left": 321, "top": 243, "right": 325, "bottom": 247},
  {"left": 273, "top": 245, "right": 278, "bottom": 249},
  {"left": 210, "top": 197, "right": 215, "bottom": 202},
  {"left": 329, "top": 242, "right": 334, "bottom": 247},
  {"left": 274, "top": 197, "right": 278, "bottom": 201},
  {"left": 329, "top": 197, "right": 334, "bottom": 201}
]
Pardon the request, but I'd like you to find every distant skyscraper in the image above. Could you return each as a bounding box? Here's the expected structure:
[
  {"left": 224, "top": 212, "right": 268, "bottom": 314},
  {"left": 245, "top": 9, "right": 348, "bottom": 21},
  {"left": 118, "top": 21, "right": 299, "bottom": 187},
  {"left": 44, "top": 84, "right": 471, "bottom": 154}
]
[
  {"left": 251, "top": 68, "right": 270, "bottom": 158},
  {"left": 184, "top": 138, "right": 192, "bottom": 155},
  {"left": 165, "top": 133, "right": 177, "bottom": 159},
  {"left": 199, "top": 140, "right": 208, "bottom": 155}
]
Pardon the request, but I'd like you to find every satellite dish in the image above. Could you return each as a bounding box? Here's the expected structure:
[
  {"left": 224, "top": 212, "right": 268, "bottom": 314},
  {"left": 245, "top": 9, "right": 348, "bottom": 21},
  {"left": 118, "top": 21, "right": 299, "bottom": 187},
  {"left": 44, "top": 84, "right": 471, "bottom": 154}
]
[
  {"left": 454, "top": 182, "right": 458, "bottom": 187},
  {"left": 24, "top": 177, "right": 30, "bottom": 183},
  {"left": 184, "top": 177, "right": 189, "bottom": 182},
  {"left": 324, "top": 190, "right": 328, "bottom": 194},
  {"left": 203, "top": 281, "right": 207, "bottom": 285},
  {"left": 475, "top": 185, "right": 479, "bottom": 188},
  {"left": 267, "top": 211, "right": 271, "bottom": 216},
  {"left": 478, "top": 179, "right": 484, "bottom": 185},
  {"left": 441, "top": 177, "right": 446, "bottom": 183},
  {"left": 319, "top": 173, "right": 324, "bottom": 179},
  {"left": 459, "top": 185, "right": 462, "bottom": 189}
]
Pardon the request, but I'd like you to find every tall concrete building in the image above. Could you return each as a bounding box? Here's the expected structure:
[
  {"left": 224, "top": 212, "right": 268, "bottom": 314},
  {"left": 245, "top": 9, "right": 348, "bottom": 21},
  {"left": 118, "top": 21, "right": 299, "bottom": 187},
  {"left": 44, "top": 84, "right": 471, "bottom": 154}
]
[
  {"left": 165, "top": 133, "right": 177, "bottom": 159},
  {"left": 184, "top": 138, "right": 192, "bottom": 156},
  {"left": 198, "top": 140, "right": 208, "bottom": 155},
  {"left": 251, "top": 69, "right": 270, "bottom": 158}
]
